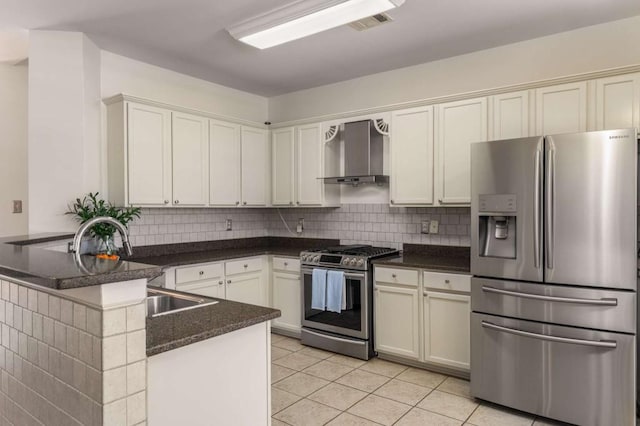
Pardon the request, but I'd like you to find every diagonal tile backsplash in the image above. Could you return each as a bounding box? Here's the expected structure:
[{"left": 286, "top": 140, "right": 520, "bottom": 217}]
[{"left": 127, "top": 204, "right": 470, "bottom": 249}]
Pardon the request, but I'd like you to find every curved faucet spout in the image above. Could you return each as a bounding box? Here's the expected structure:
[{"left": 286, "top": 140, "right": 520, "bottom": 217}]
[{"left": 71, "top": 216, "right": 134, "bottom": 261}]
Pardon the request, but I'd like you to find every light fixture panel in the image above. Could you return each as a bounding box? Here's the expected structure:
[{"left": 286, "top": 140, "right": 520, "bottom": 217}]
[{"left": 228, "top": 0, "right": 405, "bottom": 49}]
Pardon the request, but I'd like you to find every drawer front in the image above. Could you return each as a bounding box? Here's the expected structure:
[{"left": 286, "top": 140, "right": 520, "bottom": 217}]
[
  {"left": 423, "top": 271, "right": 470, "bottom": 293},
  {"left": 375, "top": 267, "right": 418, "bottom": 287},
  {"left": 175, "top": 262, "right": 223, "bottom": 284},
  {"left": 177, "top": 280, "right": 225, "bottom": 299},
  {"left": 225, "top": 257, "right": 263, "bottom": 276},
  {"left": 471, "top": 313, "right": 635, "bottom": 426},
  {"left": 471, "top": 277, "right": 636, "bottom": 333},
  {"left": 272, "top": 257, "right": 300, "bottom": 273}
]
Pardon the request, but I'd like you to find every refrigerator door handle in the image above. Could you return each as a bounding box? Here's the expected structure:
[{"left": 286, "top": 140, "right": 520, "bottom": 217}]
[
  {"left": 545, "top": 145, "right": 555, "bottom": 269},
  {"left": 481, "top": 286, "right": 618, "bottom": 306},
  {"left": 533, "top": 150, "right": 541, "bottom": 268},
  {"left": 481, "top": 321, "right": 617, "bottom": 348}
]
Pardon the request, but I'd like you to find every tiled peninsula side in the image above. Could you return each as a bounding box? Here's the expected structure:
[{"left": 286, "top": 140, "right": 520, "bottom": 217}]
[{"left": 0, "top": 277, "right": 148, "bottom": 426}]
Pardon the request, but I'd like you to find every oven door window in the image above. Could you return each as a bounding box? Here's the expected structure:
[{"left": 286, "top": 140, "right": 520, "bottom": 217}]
[{"left": 302, "top": 271, "right": 365, "bottom": 333}]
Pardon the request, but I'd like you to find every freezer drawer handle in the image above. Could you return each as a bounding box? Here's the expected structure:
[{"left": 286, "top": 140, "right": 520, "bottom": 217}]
[
  {"left": 481, "top": 321, "right": 617, "bottom": 348},
  {"left": 481, "top": 286, "right": 618, "bottom": 306}
]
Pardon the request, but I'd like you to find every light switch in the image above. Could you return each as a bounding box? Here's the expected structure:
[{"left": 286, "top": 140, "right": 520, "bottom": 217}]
[
  {"left": 226, "top": 219, "right": 232, "bottom": 231},
  {"left": 12, "top": 200, "right": 22, "bottom": 214},
  {"left": 421, "top": 221, "right": 430, "bottom": 234}
]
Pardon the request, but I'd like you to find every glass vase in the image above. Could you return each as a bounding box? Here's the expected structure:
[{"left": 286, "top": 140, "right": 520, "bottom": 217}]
[{"left": 95, "top": 235, "right": 118, "bottom": 256}]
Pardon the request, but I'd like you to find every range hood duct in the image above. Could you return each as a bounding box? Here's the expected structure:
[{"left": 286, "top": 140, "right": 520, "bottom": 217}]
[{"left": 324, "top": 119, "right": 388, "bottom": 185}]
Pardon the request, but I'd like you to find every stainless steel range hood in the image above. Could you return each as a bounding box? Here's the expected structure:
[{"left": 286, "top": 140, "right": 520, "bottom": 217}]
[{"left": 323, "top": 119, "right": 388, "bottom": 185}]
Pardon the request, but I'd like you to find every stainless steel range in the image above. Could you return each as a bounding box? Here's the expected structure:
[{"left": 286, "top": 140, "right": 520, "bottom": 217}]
[{"left": 300, "top": 245, "right": 399, "bottom": 360}]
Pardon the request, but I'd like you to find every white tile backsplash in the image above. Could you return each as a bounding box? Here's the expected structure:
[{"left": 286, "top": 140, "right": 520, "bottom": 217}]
[{"left": 128, "top": 204, "right": 471, "bottom": 249}]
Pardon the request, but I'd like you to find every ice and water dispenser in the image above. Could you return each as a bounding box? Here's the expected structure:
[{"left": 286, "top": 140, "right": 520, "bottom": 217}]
[{"left": 478, "top": 194, "right": 517, "bottom": 259}]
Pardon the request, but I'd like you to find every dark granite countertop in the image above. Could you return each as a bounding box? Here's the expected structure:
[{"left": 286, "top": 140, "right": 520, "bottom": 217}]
[
  {"left": 147, "top": 290, "right": 280, "bottom": 356},
  {"left": 126, "top": 237, "right": 339, "bottom": 268},
  {"left": 0, "top": 234, "right": 163, "bottom": 290},
  {"left": 373, "top": 244, "right": 471, "bottom": 274}
]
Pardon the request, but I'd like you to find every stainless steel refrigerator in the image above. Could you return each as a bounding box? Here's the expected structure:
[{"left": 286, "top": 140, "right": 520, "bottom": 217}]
[{"left": 470, "top": 128, "right": 637, "bottom": 426}]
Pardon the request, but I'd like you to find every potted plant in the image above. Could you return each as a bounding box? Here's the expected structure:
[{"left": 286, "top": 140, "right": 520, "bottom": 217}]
[{"left": 67, "top": 192, "right": 141, "bottom": 256}]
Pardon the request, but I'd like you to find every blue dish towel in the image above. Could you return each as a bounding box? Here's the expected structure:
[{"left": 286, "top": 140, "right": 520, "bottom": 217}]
[
  {"left": 326, "top": 270, "right": 345, "bottom": 313},
  {"left": 311, "top": 268, "right": 327, "bottom": 310}
]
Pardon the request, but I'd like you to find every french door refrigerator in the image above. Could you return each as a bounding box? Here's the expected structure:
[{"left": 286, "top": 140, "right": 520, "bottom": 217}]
[{"left": 470, "top": 128, "right": 637, "bottom": 426}]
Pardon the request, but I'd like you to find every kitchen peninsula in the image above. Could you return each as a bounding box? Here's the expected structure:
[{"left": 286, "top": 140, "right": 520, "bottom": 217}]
[{"left": 0, "top": 234, "right": 280, "bottom": 426}]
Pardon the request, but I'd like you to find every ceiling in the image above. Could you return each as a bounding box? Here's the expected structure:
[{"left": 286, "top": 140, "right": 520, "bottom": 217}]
[{"left": 2, "top": 0, "right": 640, "bottom": 96}]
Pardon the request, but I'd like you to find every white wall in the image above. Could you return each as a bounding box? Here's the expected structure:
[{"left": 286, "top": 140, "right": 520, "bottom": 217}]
[
  {"left": 0, "top": 63, "right": 28, "bottom": 237},
  {"left": 101, "top": 51, "right": 268, "bottom": 124},
  {"left": 28, "top": 31, "right": 102, "bottom": 233},
  {"left": 268, "top": 15, "right": 640, "bottom": 123}
]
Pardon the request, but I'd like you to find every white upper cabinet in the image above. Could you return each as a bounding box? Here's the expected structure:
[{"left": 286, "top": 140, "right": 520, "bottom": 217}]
[
  {"left": 595, "top": 73, "right": 640, "bottom": 131},
  {"left": 390, "top": 106, "right": 435, "bottom": 206},
  {"left": 296, "top": 123, "right": 324, "bottom": 206},
  {"left": 490, "top": 90, "right": 530, "bottom": 140},
  {"left": 535, "top": 82, "right": 587, "bottom": 135},
  {"left": 126, "top": 103, "right": 172, "bottom": 206},
  {"left": 241, "top": 126, "right": 269, "bottom": 206},
  {"left": 437, "top": 97, "right": 488, "bottom": 205},
  {"left": 172, "top": 112, "right": 209, "bottom": 206},
  {"left": 272, "top": 127, "right": 295, "bottom": 206},
  {"left": 209, "top": 120, "right": 242, "bottom": 207},
  {"left": 270, "top": 122, "right": 339, "bottom": 207}
]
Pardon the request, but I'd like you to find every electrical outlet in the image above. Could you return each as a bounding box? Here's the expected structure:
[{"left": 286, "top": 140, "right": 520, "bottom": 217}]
[
  {"left": 421, "top": 221, "right": 430, "bottom": 234},
  {"left": 226, "top": 219, "right": 232, "bottom": 231},
  {"left": 296, "top": 218, "right": 304, "bottom": 234},
  {"left": 12, "top": 200, "right": 22, "bottom": 214},
  {"left": 429, "top": 220, "right": 439, "bottom": 234}
]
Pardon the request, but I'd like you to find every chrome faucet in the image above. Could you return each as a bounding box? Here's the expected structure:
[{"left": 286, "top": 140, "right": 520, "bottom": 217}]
[{"left": 70, "top": 216, "right": 134, "bottom": 261}]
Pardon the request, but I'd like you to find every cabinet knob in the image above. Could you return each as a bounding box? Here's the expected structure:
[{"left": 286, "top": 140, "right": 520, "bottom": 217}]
[
  {"left": 243, "top": 201, "right": 247, "bottom": 205},
  {"left": 199, "top": 271, "right": 204, "bottom": 276},
  {"left": 236, "top": 201, "right": 240, "bottom": 205},
  {"left": 218, "top": 280, "right": 223, "bottom": 285},
  {"left": 390, "top": 200, "right": 394, "bottom": 204},
  {"left": 392, "top": 274, "right": 397, "bottom": 278},
  {"left": 445, "top": 279, "right": 450, "bottom": 284},
  {"left": 174, "top": 200, "right": 179, "bottom": 204},
  {"left": 164, "top": 200, "right": 169, "bottom": 204},
  {"left": 289, "top": 202, "right": 293, "bottom": 206},
  {"left": 243, "top": 264, "right": 248, "bottom": 268},
  {"left": 296, "top": 201, "right": 299, "bottom": 205},
  {"left": 227, "top": 280, "right": 232, "bottom": 284},
  {"left": 284, "top": 262, "right": 288, "bottom": 266}
]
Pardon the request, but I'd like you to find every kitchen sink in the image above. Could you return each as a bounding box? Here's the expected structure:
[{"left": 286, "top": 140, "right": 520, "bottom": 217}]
[{"left": 147, "top": 288, "right": 218, "bottom": 317}]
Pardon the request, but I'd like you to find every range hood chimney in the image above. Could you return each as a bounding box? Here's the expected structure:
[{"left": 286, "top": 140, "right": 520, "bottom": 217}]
[{"left": 324, "top": 119, "right": 388, "bottom": 185}]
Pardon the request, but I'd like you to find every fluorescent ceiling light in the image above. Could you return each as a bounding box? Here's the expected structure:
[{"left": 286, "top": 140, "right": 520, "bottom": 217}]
[{"left": 227, "top": 0, "right": 405, "bottom": 49}]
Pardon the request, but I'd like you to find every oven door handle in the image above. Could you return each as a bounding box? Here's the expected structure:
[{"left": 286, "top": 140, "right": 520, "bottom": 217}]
[
  {"left": 303, "top": 328, "right": 366, "bottom": 346},
  {"left": 301, "top": 268, "right": 366, "bottom": 280}
]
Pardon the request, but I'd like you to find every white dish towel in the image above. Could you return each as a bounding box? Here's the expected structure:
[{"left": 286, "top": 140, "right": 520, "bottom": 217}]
[
  {"left": 326, "top": 270, "right": 345, "bottom": 313},
  {"left": 311, "top": 268, "right": 327, "bottom": 310}
]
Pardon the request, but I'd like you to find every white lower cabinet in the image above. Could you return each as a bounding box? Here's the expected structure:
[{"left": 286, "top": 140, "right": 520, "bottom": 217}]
[
  {"left": 271, "top": 257, "right": 302, "bottom": 333},
  {"left": 374, "top": 266, "right": 471, "bottom": 373},
  {"left": 374, "top": 267, "right": 420, "bottom": 360},
  {"left": 423, "top": 291, "right": 470, "bottom": 370},
  {"left": 173, "top": 256, "right": 268, "bottom": 307}
]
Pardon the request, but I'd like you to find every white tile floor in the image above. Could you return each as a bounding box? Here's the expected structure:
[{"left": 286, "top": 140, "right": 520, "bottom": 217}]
[{"left": 270, "top": 334, "right": 567, "bottom": 426}]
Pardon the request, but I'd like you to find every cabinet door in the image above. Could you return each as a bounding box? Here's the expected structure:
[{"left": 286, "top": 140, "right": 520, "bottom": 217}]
[
  {"left": 127, "top": 103, "right": 172, "bottom": 206},
  {"left": 209, "top": 120, "right": 241, "bottom": 207},
  {"left": 272, "top": 127, "right": 295, "bottom": 206},
  {"left": 172, "top": 112, "right": 209, "bottom": 206},
  {"left": 535, "top": 82, "right": 587, "bottom": 135},
  {"left": 177, "top": 280, "right": 225, "bottom": 299},
  {"left": 374, "top": 284, "right": 420, "bottom": 359},
  {"left": 271, "top": 271, "right": 302, "bottom": 332},
  {"left": 241, "top": 126, "right": 269, "bottom": 206},
  {"left": 491, "top": 90, "right": 530, "bottom": 140},
  {"left": 226, "top": 272, "right": 266, "bottom": 306},
  {"left": 297, "top": 123, "right": 324, "bottom": 206},
  {"left": 595, "top": 73, "right": 640, "bottom": 131},
  {"left": 390, "top": 106, "right": 434, "bottom": 206},
  {"left": 423, "top": 291, "right": 470, "bottom": 370},
  {"left": 437, "top": 97, "right": 488, "bottom": 205}
]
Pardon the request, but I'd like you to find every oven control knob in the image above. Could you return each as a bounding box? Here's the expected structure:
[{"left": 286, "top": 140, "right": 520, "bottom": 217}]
[
  {"left": 349, "top": 259, "right": 357, "bottom": 266},
  {"left": 342, "top": 257, "right": 350, "bottom": 265},
  {"left": 301, "top": 255, "right": 307, "bottom": 261},
  {"left": 356, "top": 259, "right": 364, "bottom": 267},
  {"left": 313, "top": 256, "right": 320, "bottom": 263}
]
